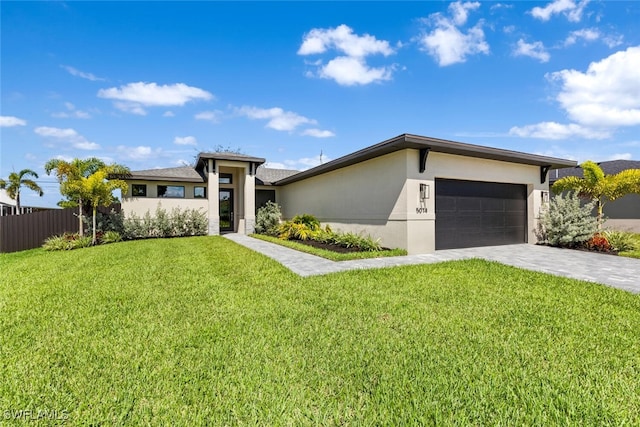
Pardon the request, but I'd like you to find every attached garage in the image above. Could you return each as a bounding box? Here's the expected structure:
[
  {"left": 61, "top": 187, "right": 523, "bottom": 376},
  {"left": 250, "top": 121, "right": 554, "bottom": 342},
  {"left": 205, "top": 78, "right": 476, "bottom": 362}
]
[{"left": 435, "top": 178, "right": 527, "bottom": 250}]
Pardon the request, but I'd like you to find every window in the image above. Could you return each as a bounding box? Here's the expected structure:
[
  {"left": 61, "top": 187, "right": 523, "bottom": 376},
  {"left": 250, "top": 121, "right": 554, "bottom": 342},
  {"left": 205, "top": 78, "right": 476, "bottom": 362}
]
[
  {"left": 157, "top": 185, "right": 185, "bottom": 198},
  {"left": 132, "top": 184, "right": 147, "bottom": 197},
  {"left": 219, "top": 173, "right": 232, "bottom": 184},
  {"left": 194, "top": 186, "right": 207, "bottom": 198}
]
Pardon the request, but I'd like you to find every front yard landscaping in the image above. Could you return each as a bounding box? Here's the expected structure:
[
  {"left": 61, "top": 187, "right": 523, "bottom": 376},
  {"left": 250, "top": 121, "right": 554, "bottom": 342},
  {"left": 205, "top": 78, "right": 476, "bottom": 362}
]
[{"left": 1, "top": 236, "right": 639, "bottom": 425}]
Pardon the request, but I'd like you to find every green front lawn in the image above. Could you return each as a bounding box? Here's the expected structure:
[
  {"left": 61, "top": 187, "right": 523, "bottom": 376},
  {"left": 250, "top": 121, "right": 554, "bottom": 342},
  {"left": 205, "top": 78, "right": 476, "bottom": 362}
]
[{"left": 1, "top": 237, "right": 639, "bottom": 425}]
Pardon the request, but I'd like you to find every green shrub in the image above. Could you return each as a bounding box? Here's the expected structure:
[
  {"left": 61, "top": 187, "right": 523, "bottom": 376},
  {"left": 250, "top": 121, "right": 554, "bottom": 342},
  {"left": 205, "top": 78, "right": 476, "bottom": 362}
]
[
  {"left": 122, "top": 206, "right": 207, "bottom": 240},
  {"left": 537, "top": 192, "right": 598, "bottom": 247},
  {"left": 603, "top": 230, "right": 638, "bottom": 252},
  {"left": 101, "top": 231, "right": 123, "bottom": 244},
  {"left": 291, "top": 214, "right": 320, "bottom": 231},
  {"left": 331, "top": 231, "right": 382, "bottom": 251},
  {"left": 255, "top": 201, "right": 281, "bottom": 235},
  {"left": 72, "top": 235, "right": 93, "bottom": 249},
  {"left": 43, "top": 233, "right": 94, "bottom": 251},
  {"left": 43, "top": 234, "right": 72, "bottom": 251}
]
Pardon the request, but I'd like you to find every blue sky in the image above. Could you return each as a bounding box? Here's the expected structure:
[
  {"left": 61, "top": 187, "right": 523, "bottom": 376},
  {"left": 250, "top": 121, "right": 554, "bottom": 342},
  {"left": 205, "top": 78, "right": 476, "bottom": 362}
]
[{"left": 2, "top": 0, "right": 640, "bottom": 208}]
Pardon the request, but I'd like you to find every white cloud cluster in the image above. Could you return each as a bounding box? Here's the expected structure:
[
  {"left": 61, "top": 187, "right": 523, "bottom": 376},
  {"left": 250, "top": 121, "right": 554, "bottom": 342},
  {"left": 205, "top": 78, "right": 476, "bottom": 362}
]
[
  {"left": 51, "top": 102, "right": 91, "bottom": 119},
  {"left": 61, "top": 65, "right": 105, "bottom": 81},
  {"left": 116, "top": 145, "right": 162, "bottom": 161},
  {"left": 194, "top": 110, "right": 223, "bottom": 123},
  {"left": 266, "top": 154, "right": 333, "bottom": 171},
  {"left": 564, "top": 28, "right": 623, "bottom": 48},
  {"left": 530, "top": 0, "right": 590, "bottom": 23},
  {"left": 298, "top": 24, "right": 396, "bottom": 86},
  {"left": 301, "top": 129, "right": 335, "bottom": 138},
  {"left": 34, "top": 126, "right": 100, "bottom": 150},
  {"left": 551, "top": 46, "right": 640, "bottom": 127},
  {"left": 417, "top": 1, "right": 489, "bottom": 66},
  {"left": 235, "top": 106, "right": 315, "bottom": 131},
  {"left": 174, "top": 136, "right": 197, "bottom": 146},
  {"left": 514, "top": 39, "right": 550, "bottom": 63},
  {"left": 509, "top": 122, "right": 610, "bottom": 140},
  {"left": 0, "top": 116, "right": 26, "bottom": 127},
  {"left": 98, "top": 82, "right": 213, "bottom": 115},
  {"left": 510, "top": 46, "right": 640, "bottom": 140},
  {"left": 234, "top": 105, "right": 334, "bottom": 138}
]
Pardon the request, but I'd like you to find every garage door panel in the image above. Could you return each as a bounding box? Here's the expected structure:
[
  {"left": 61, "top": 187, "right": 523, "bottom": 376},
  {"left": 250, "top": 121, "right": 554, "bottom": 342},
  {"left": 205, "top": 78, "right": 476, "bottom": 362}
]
[{"left": 436, "top": 179, "right": 527, "bottom": 250}]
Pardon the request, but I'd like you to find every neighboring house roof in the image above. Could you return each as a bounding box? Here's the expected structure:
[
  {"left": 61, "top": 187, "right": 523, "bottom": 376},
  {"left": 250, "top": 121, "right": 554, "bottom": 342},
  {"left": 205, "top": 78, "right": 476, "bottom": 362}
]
[
  {"left": 256, "top": 167, "right": 300, "bottom": 185},
  {"left": 550, "top": 160, "right": 640, "bottom": 183},
  {"left": 275, "top": 133, "right": 577, "bottom": 186},
  {"left": 127, "top": 166, "right": 206, "bottom": 182},
  {"left": 0, "top": 189, "right": 16, "bottom": 206}
]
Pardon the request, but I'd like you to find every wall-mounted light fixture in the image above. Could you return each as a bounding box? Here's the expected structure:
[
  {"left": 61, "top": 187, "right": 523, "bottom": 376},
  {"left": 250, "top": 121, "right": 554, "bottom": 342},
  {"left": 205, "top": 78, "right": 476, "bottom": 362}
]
[
  {"left": 420, "top": 183, "right": 430, "bottom": 201},
  {"left": 541, "top": 190, "right": 550, "bottom": 204}
]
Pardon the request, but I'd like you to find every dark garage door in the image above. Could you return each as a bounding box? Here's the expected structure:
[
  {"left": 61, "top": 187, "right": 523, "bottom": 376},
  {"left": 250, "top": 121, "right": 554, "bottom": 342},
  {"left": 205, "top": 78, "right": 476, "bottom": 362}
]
[{"left": 435, "top": 179, "right": 527, "bottom": 250}]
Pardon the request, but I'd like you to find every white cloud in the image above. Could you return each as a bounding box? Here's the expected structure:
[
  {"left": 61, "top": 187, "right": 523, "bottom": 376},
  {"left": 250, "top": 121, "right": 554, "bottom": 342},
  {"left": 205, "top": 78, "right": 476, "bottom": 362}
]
[
  {"left": 61, "top": 65, "right": 105, "bottom": 81},
  {"left": 0, "top": 116, "right": 27, "bottom": 127},
  {"left": 603, "top": 34, "right": 624, "bottom": 49},
  {"left": 51, "top": 102, "right": 92, "bottom": 119},
  {"left": 417, "top": 2, "right": 489, "bottom": 67},
  {"left": 301, "top": 129, "right": 336, "bottom": 138},
  {"left": 448, "top": 1, "right": 480, "bottom": 26},
  {"left": 509, "top": 122, "right": 611, "bottom": 140},
  {"left": 263, "top": 161, "right": 287, "bottom": 169},
  {"left": 34, "top": 126, "right": 100, "bottom": 150},
  {"left": 195, "top": 110, "right": 223, "bottom": 123},
  {"left": 163, "top": 111, "right": 175, "bottom": 117},
  {"left": 318, "top": 56, "right": 394, "bottom": 86},
  {"left": 98, "top": 82, "right": 213, "bottom": 115},
  {"left": 174, "top": 136, "right": 197, "bottom": 146},
  {"left": 605, "top": 153, "right": 632, "bottom": 161},
  {"left": 298, "top": 24, "right": 394, "bottom": 57},
  {"left": 549, "top": 46, "right": 640, "bottom": 127},
  {"left": 564, "top": 28, "right": 600, "bottom": 46},
  {"left": 114, "top": 101, "right": 147, "bottom": 116},
  {"left": 514, "top": 39, "right": 550, "bottom": 63},
  {"left": 298, "top": 24, "right": 397, "bottom": 86},
  {"left": 530, "top": 0, "right": 590, "bottom": 22},
  {"left": 283, "top": 155, "right": 332, "bottom": 170},
  {"left": 509, "top": 46, "right": 640, "bottom": 141},
  {"left": 235, "top": 106, "right": 316, "bottom": 131},
  {"left": 116, "top": 145, "right": 162, "bottom": 161}
]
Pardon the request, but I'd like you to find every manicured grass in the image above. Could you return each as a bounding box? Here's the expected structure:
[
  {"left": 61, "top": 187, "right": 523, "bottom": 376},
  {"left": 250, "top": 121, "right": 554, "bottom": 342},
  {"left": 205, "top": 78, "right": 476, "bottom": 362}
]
[
  {"left": 1, "top": 236, "right": 639, "bottom": 425},
  {"left": 619, "top": 233, "right": 640, "bottom": 259},
  {"left": 251, "top": 233, "right": 407, "bottom": 261}
]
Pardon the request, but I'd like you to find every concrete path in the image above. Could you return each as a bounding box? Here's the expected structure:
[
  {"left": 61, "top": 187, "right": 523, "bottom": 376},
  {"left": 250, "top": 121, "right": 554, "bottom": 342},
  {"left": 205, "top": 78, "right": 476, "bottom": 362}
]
[{"left": 224, "top": 234, "right": 640, "bottom": 293}]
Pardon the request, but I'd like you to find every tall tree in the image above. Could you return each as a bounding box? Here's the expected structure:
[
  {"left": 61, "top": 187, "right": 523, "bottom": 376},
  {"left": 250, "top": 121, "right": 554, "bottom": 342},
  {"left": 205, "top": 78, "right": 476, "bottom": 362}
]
[
  {"left": 0, "top": 169, "right": 44, "bottom": 214},
  {"left": 45, "top": 158, "right": 128, "bottom": 235},
  {"left": 77, "top": 167, "right": 129, "bottom": 244},
  {"left": 552, "top": 160, "right": 640, "bottom": 228}
]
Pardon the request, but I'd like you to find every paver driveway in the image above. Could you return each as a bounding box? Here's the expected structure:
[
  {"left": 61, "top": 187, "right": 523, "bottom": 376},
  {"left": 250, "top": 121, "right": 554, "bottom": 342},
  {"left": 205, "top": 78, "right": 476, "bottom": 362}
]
[{"left": 225, "top": 234, "right": 640, "bottom": 293}]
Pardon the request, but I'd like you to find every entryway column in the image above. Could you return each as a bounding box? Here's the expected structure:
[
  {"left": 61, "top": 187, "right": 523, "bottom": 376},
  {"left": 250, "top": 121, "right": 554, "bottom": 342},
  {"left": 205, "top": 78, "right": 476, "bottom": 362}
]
[
  {"left": 207, "top": 159, "right": 220, "bottom": 235},
  {"left": 244, "top": 163, "right": 256, "bottom": 234}
]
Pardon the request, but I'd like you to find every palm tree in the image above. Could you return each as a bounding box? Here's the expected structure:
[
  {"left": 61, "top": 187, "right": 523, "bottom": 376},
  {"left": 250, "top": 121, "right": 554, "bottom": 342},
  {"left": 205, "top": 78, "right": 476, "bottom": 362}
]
[
  {"left": 0, "top": 169, "right": 44, "bottom": 214},
  {"left": 45, "top": 158, "right": 128, "bottom": 236},
  {"left": 77, "top": 167, "right": 129, "bottom": 244},
  {"left": 552, "top": 160, "right": 640, "bottom": 228}
]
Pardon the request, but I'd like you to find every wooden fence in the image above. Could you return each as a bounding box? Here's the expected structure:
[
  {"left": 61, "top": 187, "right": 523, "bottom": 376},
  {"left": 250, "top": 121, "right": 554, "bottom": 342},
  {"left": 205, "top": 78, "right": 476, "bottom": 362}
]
[{"left": 0, "top": 205, "right": 120, "bottom": 253}]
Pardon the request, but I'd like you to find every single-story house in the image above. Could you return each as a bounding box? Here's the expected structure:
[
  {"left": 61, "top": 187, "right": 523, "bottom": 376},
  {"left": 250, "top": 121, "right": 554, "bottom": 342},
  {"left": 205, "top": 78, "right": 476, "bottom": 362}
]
[
  {"left": 550, "top": 160, "right": 640, "bottom": 232},
  {"left": 122, "top": 133, "right": 576, "bottom": 254},
  {"left": 0, "top": 189, "right": 48, "bottom": 216}
]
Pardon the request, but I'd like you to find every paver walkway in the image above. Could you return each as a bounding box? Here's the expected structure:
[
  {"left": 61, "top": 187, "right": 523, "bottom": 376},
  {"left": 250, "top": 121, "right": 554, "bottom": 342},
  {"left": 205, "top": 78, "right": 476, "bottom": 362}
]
[{"left": 224, "top": 234, "right": 640, "bottom": 293}]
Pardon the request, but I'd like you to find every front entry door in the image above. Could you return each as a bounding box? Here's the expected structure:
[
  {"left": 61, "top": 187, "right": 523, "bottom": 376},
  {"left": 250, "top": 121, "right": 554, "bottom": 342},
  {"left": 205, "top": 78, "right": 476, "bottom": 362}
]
[{"left": 219, "top": 189, "right": 234, "bottom": 232}]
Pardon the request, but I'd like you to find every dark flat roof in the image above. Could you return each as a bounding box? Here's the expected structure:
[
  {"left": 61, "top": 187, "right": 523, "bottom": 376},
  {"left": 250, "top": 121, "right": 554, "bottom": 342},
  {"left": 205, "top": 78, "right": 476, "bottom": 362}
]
[
  {"left": 126, "top": 166, "right": 206, "bottom": 182},
  {"left": 275, "top": 133, "right": 577, "bottom": 185},
  {"left": 550, "top": 159, "right": 640, "bottom": 183},
  {"left": 196, "top": 152, "right": 266, "bottom": 165}
]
